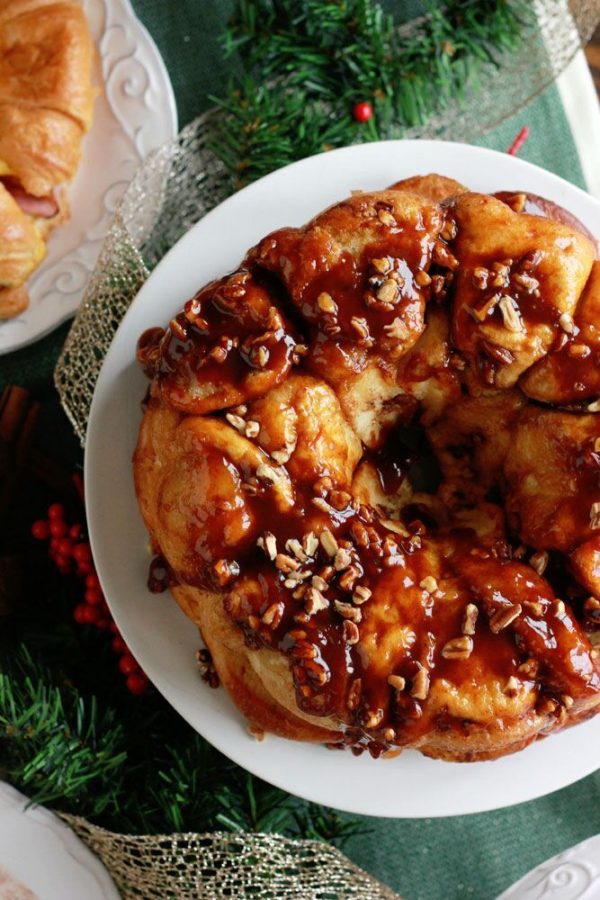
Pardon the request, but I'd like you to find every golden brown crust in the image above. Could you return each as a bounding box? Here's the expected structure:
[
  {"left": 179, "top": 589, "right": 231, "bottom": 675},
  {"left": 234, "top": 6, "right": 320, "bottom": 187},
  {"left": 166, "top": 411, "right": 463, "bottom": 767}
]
[
  {"left": 172, "top": 583, "right": 341, "bottom": 743},
  {"left": 0, "top": 105, "right": 83, "bottom": 196},
  {"left": 0, "top": 1, "right": 96, "bottom": 130},
  {"left": 133, "top": 176, "right": 600, "bottom": 763},
  {"left": 388, "top": 173, "right": 468, "bottom": 203},
  {"left": 0, "top": 0, "right": 96, "bottom": 318},
  {"left": 0, "top": 285, "right": 29, "bottom": 319},
  {"left": 0, "top": 182, "right": 45, "bottom": 287}
]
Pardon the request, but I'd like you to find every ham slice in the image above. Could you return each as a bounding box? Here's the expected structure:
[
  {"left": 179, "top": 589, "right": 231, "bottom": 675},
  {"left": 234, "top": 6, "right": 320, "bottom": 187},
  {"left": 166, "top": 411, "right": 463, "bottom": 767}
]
[{"left": 1, "top": 176, "right": 58, "bottom": 219}]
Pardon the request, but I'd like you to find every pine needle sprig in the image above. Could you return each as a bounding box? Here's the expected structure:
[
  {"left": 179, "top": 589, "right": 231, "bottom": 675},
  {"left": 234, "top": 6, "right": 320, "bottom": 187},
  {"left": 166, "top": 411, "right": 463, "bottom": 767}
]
[
  {"left": 0, "top": 647, "right": 127, "bottom": 814},
  {"left": 0, "top": 644, "right": 360, "bottom": 844},
  {"left": 210, "top": 0, "right": 533, "bottom": 186},
  {"left": 293, "top": 802, "right": 365, "bottom": 846}
]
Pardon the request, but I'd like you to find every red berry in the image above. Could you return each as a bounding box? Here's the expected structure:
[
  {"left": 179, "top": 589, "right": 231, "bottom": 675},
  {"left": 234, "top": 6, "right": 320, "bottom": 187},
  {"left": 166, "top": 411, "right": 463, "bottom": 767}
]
[
  {"left": 73, "top": 603, "right": 89, "bottom": 624},
  {"left": 111, "top": 635, "right": 127, "bottom": 654},
  {"left": 109, "top": 621, "right": 119, "bottom": 635},
  {"left": 49, "top": 537, "right": 61, "bottom": 552},
  {"left": 48, "top": 503, "right": 65, "bottom": 520},
  {"left": 57, "top": 538, "right": 73, "bottom": 557},
  {"left": 69, "top": 524, "right": 83, "bottom": 541},
  {"left": 84, "top": 604, "right": 101, "bottom": 624},
  {"left": 55, "top": 553, "right": 70, "bottom": 569},
  {"left": 126, "top": 673, "right": 149, "bottom": 695},
  {"left": 118, "top": 653, "right": 140, "bottom": 676},
  {"left": 352, "top": 100, "right": 373, "bottom": 122},
  {"left": 77, "top": 561, "right": 93, "bottom": 576},
  {"left": 73, "top": 542, "right": 92, "bottom": 563},
  {"left": 73, "top": 603, "right": 101, "bottom": 625},
  {"left": 96, "top": 617, "right": 110, "bottom": 630},
  {"left": 84, "top": 587, "right": 103, "bottom": 606},
  {"left": 85, "top": 573, "right": 100, "bottom": 590},
  {"left": 49, "top": 519, "right": 67, "bottom": 538},
  {"left": 31, "top": 520, "right": 49, "bottom": 540}
]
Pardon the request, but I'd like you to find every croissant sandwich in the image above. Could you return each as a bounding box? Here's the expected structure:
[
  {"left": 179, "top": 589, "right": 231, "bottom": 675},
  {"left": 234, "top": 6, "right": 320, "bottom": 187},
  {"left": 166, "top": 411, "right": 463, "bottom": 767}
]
[
  {"left": 0, "top": 0, "right": 96, "bottom": 319},
  {"left": 134, "top": 173, "right": 600, "bottom": 762}
]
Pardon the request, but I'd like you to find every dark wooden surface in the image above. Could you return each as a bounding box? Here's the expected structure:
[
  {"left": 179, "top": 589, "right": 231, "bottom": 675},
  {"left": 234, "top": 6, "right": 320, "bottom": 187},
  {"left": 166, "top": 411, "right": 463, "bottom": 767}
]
[{"left": 586, "top": 24, "right": 600, "bottom": 97}]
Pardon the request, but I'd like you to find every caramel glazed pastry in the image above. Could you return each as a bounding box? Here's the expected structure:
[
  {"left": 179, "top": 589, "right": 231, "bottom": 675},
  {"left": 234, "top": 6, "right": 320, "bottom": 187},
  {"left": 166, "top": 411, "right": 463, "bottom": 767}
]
[
  {"left": 134, "top": 172, "right": 600, "bottom": 762},
  {"left": 0, "top": 0, "right": 96, "bottom": 319}
]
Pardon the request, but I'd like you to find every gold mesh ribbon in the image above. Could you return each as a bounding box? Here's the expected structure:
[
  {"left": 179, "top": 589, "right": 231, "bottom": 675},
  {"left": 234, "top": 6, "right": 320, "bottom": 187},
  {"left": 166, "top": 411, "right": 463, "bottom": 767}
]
[
  {"left": 54, "top": 1, "right": 600, "bottom": 443},
  {"left": 60, "top": 816, "right": 401, "bottom": 900}
]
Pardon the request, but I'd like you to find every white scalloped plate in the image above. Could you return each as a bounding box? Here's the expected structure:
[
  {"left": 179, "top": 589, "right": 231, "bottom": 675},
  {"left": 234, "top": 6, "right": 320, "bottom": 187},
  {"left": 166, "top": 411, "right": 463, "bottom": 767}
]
[
  {"left": 86, "top": 140, "right": 600, "bottom": 818},
  {"left": 0, "top": 782, "right": 119, "bottom": 899},
  {"left": 497, "top": 834, "right": 600, "bottom": 899},
  {"left": 0, "top": 0, "right": 178, "bottom": 355}
]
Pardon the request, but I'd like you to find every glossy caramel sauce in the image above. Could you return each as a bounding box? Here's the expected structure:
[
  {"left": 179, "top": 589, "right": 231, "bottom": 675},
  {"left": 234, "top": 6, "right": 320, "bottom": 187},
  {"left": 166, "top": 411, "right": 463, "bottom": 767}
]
[
  {"left": 138, "top": 271, "right": 299, "bottom": 415},
  {"left": 137, "top": 186, "right": 600, "bottom": 756}
]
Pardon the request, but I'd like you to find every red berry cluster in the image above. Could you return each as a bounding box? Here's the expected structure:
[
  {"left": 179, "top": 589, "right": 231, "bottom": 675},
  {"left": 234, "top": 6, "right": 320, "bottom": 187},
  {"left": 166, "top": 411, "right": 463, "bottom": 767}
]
[{"left": 31, "top": 503, "right": 149, "bottom": 696}]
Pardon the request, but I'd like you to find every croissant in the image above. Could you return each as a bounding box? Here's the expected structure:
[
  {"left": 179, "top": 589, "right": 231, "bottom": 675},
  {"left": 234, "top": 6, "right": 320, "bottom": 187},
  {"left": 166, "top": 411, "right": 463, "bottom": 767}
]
[
  {"left": 0, "top": 0, "right": 95, "bottom": 318},
  {"left": 134, "top": 173, "right": 600, "bottom": 762}
]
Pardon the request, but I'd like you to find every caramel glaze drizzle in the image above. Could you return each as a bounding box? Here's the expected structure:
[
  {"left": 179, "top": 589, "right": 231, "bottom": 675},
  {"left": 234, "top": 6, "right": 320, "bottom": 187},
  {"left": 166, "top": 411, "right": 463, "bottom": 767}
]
[{"left": 137, "top": 192, "right": 600, "bottom": 758}]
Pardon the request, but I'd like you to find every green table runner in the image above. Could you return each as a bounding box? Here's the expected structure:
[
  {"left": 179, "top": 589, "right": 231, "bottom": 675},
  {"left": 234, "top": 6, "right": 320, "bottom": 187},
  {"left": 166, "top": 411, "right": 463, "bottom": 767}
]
[{"left": 3, "top": 2, "right": 598, "bottom": 897}]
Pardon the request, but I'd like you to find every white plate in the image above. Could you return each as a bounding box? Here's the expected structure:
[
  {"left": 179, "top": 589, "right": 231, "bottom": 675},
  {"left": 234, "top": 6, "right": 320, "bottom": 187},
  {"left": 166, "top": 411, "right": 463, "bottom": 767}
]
[
  {"left": 85, "top": 140, "right": 600, "bottom": 819},
  {"left": 0, "top": 782, "right": 119, "bottom": 899},
  {"left": 0, "top": 0, "right": 177, "bottom": 355},
  {"left": 496, "top": 834, "right": 600, "bottom": 899}
]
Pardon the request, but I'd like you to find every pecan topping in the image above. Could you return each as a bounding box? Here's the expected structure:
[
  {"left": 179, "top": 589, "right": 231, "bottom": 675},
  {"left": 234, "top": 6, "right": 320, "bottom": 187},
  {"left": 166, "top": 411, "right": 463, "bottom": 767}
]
[
  {"left": 342, "top": 620, "right": 360, "bottom": 645},
  {"left": 489, "top": 604, "right": 522, "bottom": 633},
  {"left": 419, "top": 576, "right": 438, "bottom": 593},
  {"left": 262, "top": 602, "right": 284, "bottom": 628},
  {"left": 377, "top": 208, "right": 396, "bottom": 226},
  {"left": 498, "top": 296, "right": 524, "bottom": 333},
  {"left": 559, "top": 312, "right": 575, "bottom": 334},
  {"left": 461, "top": 603, "right": 479, "bottom": 636},
  {"left": 353, "top": 585, "right": 372, "bottom": 605},
  {"left": 275, "top": 553, "right": 300, "bottom": 573},
  {"left": 441, "top": 636, "right": 473, "bottom": 660},
  {"left": 529, "top": 551, "right": 549, "bottom": 576},
  {"left": 213, "top": 558, "right": 240, "bottom": 586},
  {"left": 410, "top": 667, "right": 430, "bottom": 700},
  {"left": 305, "top": 587, "right": 329, "bottom": 615},
  {"left": 334, "top": 600, "right": 362, "bottom": 623},
  {"left": 317, "top": 291, "right": 337, "bottom": 314},
  {"left": 320, "top": 528, "right": 339, "bottom": 557}
]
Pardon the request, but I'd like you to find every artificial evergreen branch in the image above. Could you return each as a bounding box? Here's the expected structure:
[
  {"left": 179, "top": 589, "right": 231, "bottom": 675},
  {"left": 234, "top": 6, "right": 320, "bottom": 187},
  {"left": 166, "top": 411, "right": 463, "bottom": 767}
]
[
  {"left": 0, "top": 647, "right": 127, "bottom": 814},
  {"left": 0, "top": 644, "right": 358, "bottom": 844},
  {"left": 210, "top": 0, "right": 532, "bottom": 185}
]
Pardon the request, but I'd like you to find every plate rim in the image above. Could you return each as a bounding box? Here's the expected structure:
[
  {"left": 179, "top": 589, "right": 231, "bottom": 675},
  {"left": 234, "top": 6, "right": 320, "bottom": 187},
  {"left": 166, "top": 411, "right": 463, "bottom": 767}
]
[
  {"left": 85, "top": 138, "right": 600, "bottom": 819},
  {"left": 0, "top": 781, "right": 120, "bottom": 899}
]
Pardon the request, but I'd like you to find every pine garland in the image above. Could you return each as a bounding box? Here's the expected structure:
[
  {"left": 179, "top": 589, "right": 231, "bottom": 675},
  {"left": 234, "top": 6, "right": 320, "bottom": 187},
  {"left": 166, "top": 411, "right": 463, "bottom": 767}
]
[
  {"left": 210, "top": 0, "right": 533, "bottom": 185},
  {"left": 0, "top": 643, "right": 359, "bottom": 841}
]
